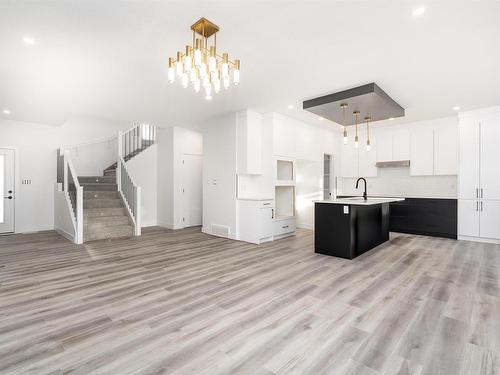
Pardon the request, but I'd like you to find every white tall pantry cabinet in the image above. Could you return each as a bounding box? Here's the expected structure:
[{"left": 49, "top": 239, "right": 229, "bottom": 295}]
[{"left": 458, "top": 108, "right": 500, "bottom": 242}]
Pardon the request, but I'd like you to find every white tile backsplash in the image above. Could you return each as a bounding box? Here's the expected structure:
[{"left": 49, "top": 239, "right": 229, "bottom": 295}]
[{"left": 338, "top": 168, "right": 457, "bottom": 198}]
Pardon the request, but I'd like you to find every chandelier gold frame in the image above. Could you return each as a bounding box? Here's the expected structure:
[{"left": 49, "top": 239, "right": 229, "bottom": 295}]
[{"left": 167, "top": 17, "right": 241, "bottom": 100}]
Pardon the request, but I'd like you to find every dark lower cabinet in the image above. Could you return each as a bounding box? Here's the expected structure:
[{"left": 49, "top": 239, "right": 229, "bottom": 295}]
[{"left": 389, "top": 198, "right": 457, "bottom": 239}]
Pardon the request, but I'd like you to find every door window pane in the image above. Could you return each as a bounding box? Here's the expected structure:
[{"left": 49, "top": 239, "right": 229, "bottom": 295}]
[{"left": 0, "top": 154, "right": 4, "bottom": 223}]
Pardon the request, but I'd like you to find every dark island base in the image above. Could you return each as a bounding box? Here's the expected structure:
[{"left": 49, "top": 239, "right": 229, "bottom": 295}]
[{"left": 314, "top": 202, "right": 390, "bottom": 260}]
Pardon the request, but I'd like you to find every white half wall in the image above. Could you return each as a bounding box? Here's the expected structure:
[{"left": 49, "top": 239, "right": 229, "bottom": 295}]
[
  {"left": 53, "top": 183, "right": 76, "bottom": 241},
  {"left": 126, "top": 144, "right": 158, "bottom": 227}
]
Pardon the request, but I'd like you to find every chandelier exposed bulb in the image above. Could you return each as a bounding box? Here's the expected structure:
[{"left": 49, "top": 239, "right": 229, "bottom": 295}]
[
  {"left": 168, "top": 58, "right": 175, "bottom": 83},
  {"left": 167, "top": 18, "right": 240, "bottom": 100}
]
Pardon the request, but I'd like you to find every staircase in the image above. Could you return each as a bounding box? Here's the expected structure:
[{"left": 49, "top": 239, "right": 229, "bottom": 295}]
[
  {"left": 79, "top": 175, "right": 134, "bottom": 241},
  {"left": 59, "top": 123, "right": 156, "bottom": 244}
]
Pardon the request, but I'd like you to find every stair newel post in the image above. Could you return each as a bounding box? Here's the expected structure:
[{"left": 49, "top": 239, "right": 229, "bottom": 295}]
[
  {"left": 135, "top": 186, "right": 141, "bottom": 236},
  {"left": 63, "top": 150, "right": 69, "bottom": 192},
  {"left": 76, "top": 185, "right": 84, "bottom": 244}
]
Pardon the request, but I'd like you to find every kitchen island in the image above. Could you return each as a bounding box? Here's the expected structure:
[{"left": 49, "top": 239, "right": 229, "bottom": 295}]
[{"left": 314, "top": 197, "right": 404, "bottom": 259}]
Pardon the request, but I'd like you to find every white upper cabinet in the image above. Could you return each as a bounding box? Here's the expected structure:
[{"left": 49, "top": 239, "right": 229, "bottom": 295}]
[
  {"left": 237, "top": 110, "right": 263, "bottom": 175},
  {"left": 393, "top": 130, "right": 410, "bottom": 160},
  {"left": 410, "top": 128, "right": 434, "bottom": 176},
  {"left": 340, "top": 140, "right": 359, "bottom": 178},
  {"left": 458, "top": 117, "right": 480, "bottom": 200},
  {"left": 434, "top": 124, "right": 458, "bottom": 175},
  {"left": 272, "top": 114, "right": 296, "bottom": 158},
  {"left": 376, "top": 129, "right": 393, "bottom": 162},
  {"left": 358, "top": 131, "right": 377, "bottom": 177},
  {"left": 295, "top": 122, "right": 321, "bottom": 161},
  {"left": 480, "top": 116, "right": 500, "bottom": 200}
]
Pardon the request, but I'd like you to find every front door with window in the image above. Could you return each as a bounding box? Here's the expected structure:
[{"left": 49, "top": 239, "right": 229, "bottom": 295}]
[{"left": 0, "top": 148, "right": 15, "bottom": 234}]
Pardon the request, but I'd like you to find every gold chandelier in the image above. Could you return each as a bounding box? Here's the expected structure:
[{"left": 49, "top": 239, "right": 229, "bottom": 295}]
[{"left": 167, "top": 18, "right": 241, "bottom": 100}]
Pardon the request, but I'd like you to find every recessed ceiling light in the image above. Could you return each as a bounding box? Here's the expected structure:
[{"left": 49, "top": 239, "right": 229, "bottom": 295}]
[
  {"left": 388, "top": 117, "right": 395, "bottom": 121},
  {"left": 412, "top": 7, "right": 426, "bottom": 16},
  {"left": 22, "top": 36, "right": 35, "bottom": 45},
  {"left": 452, "top": 106, "right": 461, "bottom": 111},
  {"left": 2, "top": 109, "right": 11, "bottom": 115},
  {"left": 287, "top": 105, "right": 294, "bottom": 110}
]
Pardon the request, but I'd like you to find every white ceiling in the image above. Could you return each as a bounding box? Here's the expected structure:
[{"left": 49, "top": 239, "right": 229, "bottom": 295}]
[{"left": 1, "top": 0, "right": 499, "bottom": 128}]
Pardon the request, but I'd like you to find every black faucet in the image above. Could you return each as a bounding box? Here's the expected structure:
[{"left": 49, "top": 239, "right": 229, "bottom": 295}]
[{"left": 356, "top": 177, "right": 368, "bottom": 200}]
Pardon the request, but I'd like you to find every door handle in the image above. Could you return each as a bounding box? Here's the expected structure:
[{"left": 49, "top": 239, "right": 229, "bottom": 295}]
[{"left": 7, "top": 196, "right": 13, "bottom": 199}]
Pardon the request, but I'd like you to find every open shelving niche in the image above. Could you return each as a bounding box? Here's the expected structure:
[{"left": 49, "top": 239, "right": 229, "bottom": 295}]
[{"left": 274, "top": 157, "right": 296, "bottom": 219}]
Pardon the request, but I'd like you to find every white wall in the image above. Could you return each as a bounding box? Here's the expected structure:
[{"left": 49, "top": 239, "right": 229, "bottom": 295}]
[
  {"left": 202, "top": 113, "right": 238, "bottom": 238},
  {"left": 157, "top": 127, "right": 174, "bottom": 228},
  {"left": 126, "top": 144, "right": 158, "bottom": 227},
  {"left": 157, "top": 126, "right": 203, "bottom": 230},
  {"left": 67, "top": 138, "right": 118, "bottom": 176},
  {"left": 0, "top": 117, "right": 126, "bottom": 233}
]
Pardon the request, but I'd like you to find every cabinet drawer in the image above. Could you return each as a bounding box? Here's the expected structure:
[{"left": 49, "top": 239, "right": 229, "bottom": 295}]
[
  {"left": 274, "top": 218, "right": 296, "bottom": 235},
  {"left": 258, "top": 200, "right": 274, "bottom": 209}
]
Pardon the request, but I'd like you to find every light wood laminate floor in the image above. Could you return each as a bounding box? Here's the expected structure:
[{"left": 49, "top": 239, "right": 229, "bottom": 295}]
[{"left": 0, "top": 227, "right": 499, "bottom": 375}]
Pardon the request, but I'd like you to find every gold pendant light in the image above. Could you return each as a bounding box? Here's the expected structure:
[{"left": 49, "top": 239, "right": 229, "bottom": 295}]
[
  {"left": 365, "top": 116, "right": 372, "bottom": 151},
  {"left": 167, "top": 18, "right": 241, "bottom": 100},
  {"left": 353, "top": 110, "right": 360, "bottom": 148},
  {"left": 340, "top": 103, "right": 348, "bottom": 145}
]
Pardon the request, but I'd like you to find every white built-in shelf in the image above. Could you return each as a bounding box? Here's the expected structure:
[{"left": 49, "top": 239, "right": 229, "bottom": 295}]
[{"left": 275, "top": 186, "right": 295, "bottom": 218}]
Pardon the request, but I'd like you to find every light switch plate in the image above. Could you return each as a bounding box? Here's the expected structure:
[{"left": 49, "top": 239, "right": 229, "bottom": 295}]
[{"left": 343, "top": 205, "right": 349, "bottom": 214}]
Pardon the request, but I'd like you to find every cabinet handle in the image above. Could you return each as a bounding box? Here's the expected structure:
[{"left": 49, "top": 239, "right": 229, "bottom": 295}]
[
  {"left": 282, "top": 225, "right": 289, "bottom": 228},
  {"left": 481, "top": 201, "right": 483, "bottom": 211},
  {"left": 476, "top": 188, "right": 479, "bottom": 198},
  {"left": 263, "top": 203, "right": 271, "bottom": 206},
  {"left": 480, "top": 188, "right": 483, "bottom": 198},
  {"left": 271, "top": 209, "right": 274, "bottom": 219},
  {"left": 476, "top": 201, "right": 479, "bottom": 211}
]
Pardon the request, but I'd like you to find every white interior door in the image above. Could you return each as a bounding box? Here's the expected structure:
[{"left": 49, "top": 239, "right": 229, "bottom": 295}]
[
  {"left": 0, "top": 149, "right": 15, "bottom": 234},
  {"left": 181, "top": 154, "right": 202, "bottom": 227}
]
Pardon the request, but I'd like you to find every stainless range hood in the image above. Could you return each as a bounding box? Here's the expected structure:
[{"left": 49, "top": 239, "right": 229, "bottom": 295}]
[{"left": 375, "top": 160, "right": 410, "bottom": 168}]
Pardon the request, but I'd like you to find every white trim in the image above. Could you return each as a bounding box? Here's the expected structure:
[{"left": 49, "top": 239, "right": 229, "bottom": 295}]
[
  {"left": 458, "top": 235, "right": 500, "bottom": 244},
  {"left": 0, "top": 146, "right": 18, "bottom": 234}
]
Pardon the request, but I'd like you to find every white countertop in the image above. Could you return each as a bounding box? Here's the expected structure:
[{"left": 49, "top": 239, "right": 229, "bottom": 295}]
[{"left": 315, "top": 197, "right": 405, "bottom": 206}]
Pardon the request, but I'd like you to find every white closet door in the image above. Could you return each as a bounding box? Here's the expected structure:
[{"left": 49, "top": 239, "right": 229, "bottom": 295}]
[
  {"left": 479, "top": 200, "right": 500, "bottom": 239},
  {"left": 181, "top": 154, "right": 203, "bottom": 227},
  {"left": 458, "top": 118, "right": 480, "bottom": 199},
  {"left": 480, "top": 117, "right": 500, "bottom": 200},
  {"left": 458, "top": 200, "right": 480, "bottom": 237}
]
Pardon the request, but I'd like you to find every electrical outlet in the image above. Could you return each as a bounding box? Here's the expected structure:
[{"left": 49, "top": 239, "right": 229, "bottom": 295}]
[{"left": 22, "top": 179, "right": 32, "bottom": 185}]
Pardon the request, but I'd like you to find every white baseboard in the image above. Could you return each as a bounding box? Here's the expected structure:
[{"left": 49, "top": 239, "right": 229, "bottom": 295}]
[
  {"left": 296, "top": 222, "right": 314, "bottom": 230},
  {"left": 458, "top": 235, "right": 500, "bottom": 244},
  {"left": 55, "top": 228, "right": 75, "bottom": 243}
]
